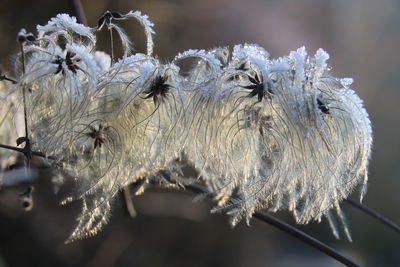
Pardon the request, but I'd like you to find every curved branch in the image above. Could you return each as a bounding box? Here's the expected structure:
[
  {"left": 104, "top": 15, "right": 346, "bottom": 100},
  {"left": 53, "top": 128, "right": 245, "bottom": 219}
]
[
  {"left": 253, "top": 212, "right": 360, "bottom": 267},
  {"left": 184, "top": 183, "right": 360, "bottom": 267},
  {"left": 346, "top": 198, "right": 400, "bottom": 234}
]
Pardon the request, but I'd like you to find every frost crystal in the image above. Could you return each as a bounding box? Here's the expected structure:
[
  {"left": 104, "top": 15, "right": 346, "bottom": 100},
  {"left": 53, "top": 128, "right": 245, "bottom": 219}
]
[{"left": 2, "top": 12, "right": 372, "bottom": 242}]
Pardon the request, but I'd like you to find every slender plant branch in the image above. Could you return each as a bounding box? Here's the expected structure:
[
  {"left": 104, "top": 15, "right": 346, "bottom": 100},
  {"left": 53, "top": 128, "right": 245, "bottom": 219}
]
[
  {"left": 0, "top": 75, "right": 18, "bottom": 84},
  {"left": 122, "top": 185, "right": 137, "bottom": 218},
  {"left": 109, "top": 27, "right": 115, "bottom": 65},
  {"left": 183, "top": 183, "right": 360, "bottom": 267},
  {"left": 21, "top": 83, "right": 31, "bottom": 165},
  {"left": 0, "top": 143, "right": 25, "bottom": 154},
  {"left": 346, "top": 198, "right": 400, "bottom": 234},
  {"left": 253, "top": 211, "right": 360, "bottom": 267},
  {"left": 16, "top": 41, "right": 32, "bottom": 174},
  {"left": 0, "top": 144, "right": 51, "bottom": 159}
]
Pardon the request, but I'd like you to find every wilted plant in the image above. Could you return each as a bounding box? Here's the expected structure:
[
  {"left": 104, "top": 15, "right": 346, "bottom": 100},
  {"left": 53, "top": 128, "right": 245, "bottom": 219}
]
[{"left": 0, "top": 8, "right": 385, "bottom": 266}]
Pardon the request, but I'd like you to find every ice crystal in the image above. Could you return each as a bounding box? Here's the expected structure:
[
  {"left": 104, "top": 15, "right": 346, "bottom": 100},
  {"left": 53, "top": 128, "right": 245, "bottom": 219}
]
[{"left": 1, "top": 11, "right": 372, "bottom": 242}]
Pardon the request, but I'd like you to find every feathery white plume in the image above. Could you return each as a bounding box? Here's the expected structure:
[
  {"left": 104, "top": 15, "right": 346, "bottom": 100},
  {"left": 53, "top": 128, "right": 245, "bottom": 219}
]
[{"left": 1, "top": 12, "right": 372, "bottom": 242}]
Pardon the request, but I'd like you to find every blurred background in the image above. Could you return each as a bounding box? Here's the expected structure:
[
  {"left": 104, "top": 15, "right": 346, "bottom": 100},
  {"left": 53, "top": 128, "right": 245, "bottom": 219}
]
[{"left": 0, "top": 0, "right": 399, "bottom": 266}]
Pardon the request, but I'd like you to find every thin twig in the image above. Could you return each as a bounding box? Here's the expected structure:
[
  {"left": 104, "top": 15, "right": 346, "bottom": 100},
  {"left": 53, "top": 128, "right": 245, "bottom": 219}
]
[
  {"left": 0, "top": 75, "right": 18, "bottom": 84},
  {"left": 0, "top": 143, "right": 49, "bottom": 159},
  {"left": 21, "top": 84, "right": 31, "bottom": 165},
  {"left": 122, "top": 186, "right": 137, "bottom": 218},
  {"left": 346, "top": 198, "right": 400, "bottom": 234},
  {"left": 184, "top": 183, "right": 360, "bottom": 267},
  {"left": 253, "top": 212, "right": 360, "bottom": 267},
  {"left": 0, "top": 143, "right": 25, "bottom": 154},
  {"left": 18, "top": 42, "right": 31, "bottom": 167},
  {"left": 109, "top": 27, "right": 115, "bottom": 65}
]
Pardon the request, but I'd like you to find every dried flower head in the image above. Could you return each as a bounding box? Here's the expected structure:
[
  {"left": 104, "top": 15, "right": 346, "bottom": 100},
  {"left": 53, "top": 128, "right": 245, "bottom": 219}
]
[{"left": 1, "top": 11, "right": 372, "bottom": 242}]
